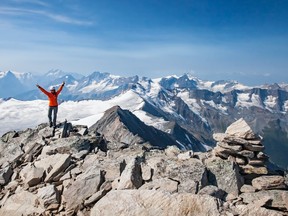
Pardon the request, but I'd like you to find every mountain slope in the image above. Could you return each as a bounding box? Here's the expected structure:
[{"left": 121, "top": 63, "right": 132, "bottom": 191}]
[
  {"left": 89, "top": 105, "right": 183, "bottom": 149},
  {"left": 1, "top": 70, "right": 288, "bottom": 168}
]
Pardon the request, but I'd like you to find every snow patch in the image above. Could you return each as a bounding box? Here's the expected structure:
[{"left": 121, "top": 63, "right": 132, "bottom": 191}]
[{"left": 264, "top": 95, "right": 277, "bottom": 110}]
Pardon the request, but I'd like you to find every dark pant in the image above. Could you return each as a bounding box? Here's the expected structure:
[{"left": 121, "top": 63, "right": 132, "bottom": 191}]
[{"left": 48, "top": 106, "right": 58, "bottom": 127}]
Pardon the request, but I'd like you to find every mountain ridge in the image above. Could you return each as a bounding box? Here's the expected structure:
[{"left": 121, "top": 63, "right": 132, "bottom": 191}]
[{"left": 0, "top": 69, "right": 288, "bottom": 168}]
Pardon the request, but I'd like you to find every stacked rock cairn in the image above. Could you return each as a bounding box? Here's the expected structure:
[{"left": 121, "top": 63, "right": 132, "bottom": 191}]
[{"left": 213, "top": 118, "right": 270, "bottom": 181}]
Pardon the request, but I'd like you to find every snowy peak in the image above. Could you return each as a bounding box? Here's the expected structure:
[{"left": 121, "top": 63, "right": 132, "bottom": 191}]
[{"left": 159, "top": 74, "right": 198, "bottom": 90}]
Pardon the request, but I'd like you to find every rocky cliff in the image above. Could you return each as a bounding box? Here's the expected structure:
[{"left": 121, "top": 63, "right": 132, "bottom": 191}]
[{"left": 0, "top": 109, "right": 287, "bottom": 216}]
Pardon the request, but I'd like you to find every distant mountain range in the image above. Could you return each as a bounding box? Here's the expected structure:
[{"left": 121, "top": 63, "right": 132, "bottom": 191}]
[{"left": 1, "top": 69, "right": 288, "bottom": 168}]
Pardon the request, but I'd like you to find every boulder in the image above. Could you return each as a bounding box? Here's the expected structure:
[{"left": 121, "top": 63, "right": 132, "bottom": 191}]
[
  {"left": 44, "top": 154, "right": 71, "bottom": 182},
  {"left": 212, "top": 133, "right": 226, "bottom": 142},
  {"left": 205, "top": 157, "right": 244, "bottom": 196},
  {"left": 240, "top": 190, "right": 288, "bottom": 210},
  {"left": 225, "top": 118, "right": 258, "bottom": 140},
  {"left": 248, "top": 159, "right": 266, "bottom": 166},
  {"left": 252, "top": 175, "right": 287, "bottom": 190},
  {"left": 238, "top": 150, "right": 254, "bottom": 159},
  {"left": 0, "top": 165, "right": 13, "bottom": 185},
  {"left": 239, "top": 165, "right": 268, "bottom": 175},
  {"left": 0, "top": 189, "right": 44, "bottom": 215},
  {"left": 177, "top": 151, "right": 193, "bottom": 160},
  {"left": 0, "top": 139, "right": 23, "bottom": 167},
  {"left": 218, "top": 142, "right": 242, "bottom": 151},
  {"left": 141, "top": 162, "right": 153, "bottom": 181},
  {"left": 139, "top": 178, "right": 178, "bottom": 193},
  {"left": 41, "top": 136, "right": 91, "bottom": 156},
  {"left": 117, "top": 157, "right": 143, "bottom": 190},
  {"left": 62, "top": 167, "right": 105, "bottom": 211},
  {"left": 1, "top": 131, "right": 18, "bottom": 142},
  {"left": 240, "top": 184, "right": 256, "bottom": 193},
  {"left": 146, "top": 156, "right": 208, "bottom": 193},
  {"left": 236, "top": 205, "right": 283, "bottom": 216},
  {"left": 20, "top": 164, "right": 44, "bottom": 187},
  {"left": 198, "top": 185, "right": 226, "bottom": 200},
  {"left": 37, "top": 184, "right": 60, "bottom": 209},
  {"left": 90, "top": 190, "right": 221, "bottom": 216},
  {"left": 84, "top": 181, "right": 112, "bottom": 206}
]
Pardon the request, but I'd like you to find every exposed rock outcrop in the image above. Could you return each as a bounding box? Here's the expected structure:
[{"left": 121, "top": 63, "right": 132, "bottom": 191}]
[{"left": 0, "top": 112, "right": 287, "bottom": 215}]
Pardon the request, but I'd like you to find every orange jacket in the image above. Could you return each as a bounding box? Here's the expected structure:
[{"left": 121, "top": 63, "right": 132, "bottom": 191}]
[{"left": 38, "top": 84, "right": 64, "bottom": 106}]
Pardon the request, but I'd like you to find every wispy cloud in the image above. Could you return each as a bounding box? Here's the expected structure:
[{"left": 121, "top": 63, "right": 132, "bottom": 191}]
[
  {"left": 10, "top": 0, "right": 50, "bottom": 7},
  {"left": 0, "top": 7, "right": 93, "bottom": 26}
]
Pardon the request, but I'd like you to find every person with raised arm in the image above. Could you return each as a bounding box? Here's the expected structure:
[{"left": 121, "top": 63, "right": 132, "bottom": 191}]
[{"left": 36, "top": 82, "right": 65, "bottom": 128}]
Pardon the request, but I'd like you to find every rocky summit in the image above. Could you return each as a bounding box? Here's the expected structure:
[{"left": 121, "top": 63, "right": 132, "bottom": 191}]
[{"left": 0, "top": 107, "right": 287, "bottom": 216}]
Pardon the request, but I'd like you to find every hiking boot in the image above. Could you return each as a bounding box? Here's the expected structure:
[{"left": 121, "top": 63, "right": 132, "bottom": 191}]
[{"left": 49, "top": 122, "right": 53, "bottom": 127}]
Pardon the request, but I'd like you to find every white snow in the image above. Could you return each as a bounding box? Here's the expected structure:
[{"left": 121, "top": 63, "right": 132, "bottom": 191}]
[
  {"left": 203, "top": 100, "right": 228, "bottom": 113},
  {"left": 177, "top": 90, "right": 209, "bottom": 124},
  {"left": 133, "top": 110, "right": 170, "bottom": 132},
  {"left": 0, "top": 71, "right": 7, "bottom": 78},
  {"left": 201, "top": 142, "right": 213, "bottom": 151},
  {"left": 66, "top": 81, "right": 79, "bottom": 91},
  {"left": 176, "top": 140, "right": 187, "bottom": 150},
  {"left": 264, "top": 95, "right": 277, "bottom": 111},
  {"left": 79, "top": 80, "right": 118, "bottom": 93},
  {"left": 284, "top": 100, "right": 288, "bottom": 112},
  {"left": 236, "top": 93, "right": 263, "bottom": 109},
  {"left": 0, "top": 90, "right": 144, "bottom": 135}
]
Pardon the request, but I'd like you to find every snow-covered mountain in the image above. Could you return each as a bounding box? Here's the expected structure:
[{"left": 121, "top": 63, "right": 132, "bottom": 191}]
[
  {"left": 1, "top": 70, "right": 288, "bottom": 168},
  {"left": 0, "top": 70, "right": 36, "bottom": 98}
]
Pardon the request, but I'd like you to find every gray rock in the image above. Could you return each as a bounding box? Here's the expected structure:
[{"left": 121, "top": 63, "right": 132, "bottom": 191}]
[
  {"left": 42, "top": 136, "right": 91, "bottom": 155},
  {"left": 214, "top": 145, "right": 238, "bottom": 156},
  {"left": 248, "top": 159, "right": 266, "bottom": 166},
  {"left": 1, "top": 131, "right": 18, "bottom": 143},
  {"left": 218, "top": 142, "right": 243, "bottom": 151},
  {"left": 84, "top": 181, "right": 112, "bottom": 206},
  {"left": 165, "top": 145, "right": 181, "bottom": 157},
  {"left": 238, "top": 150, "right": 255, "bottom": 159},
  {"left": 45, "top": 154, "right": 71, "bottom": 182},
  {"left": 240, "top": 190, "right": 288, "bottom": 210},
  {"left": 225, "top": 118, "right": 259, "bottom": 140},
  {"left": 198, "top": 185, "right": 226, "bottom": 200},
  {"left": 90, "top": 190, "right": 221, "bottom": 216},
  {"left": 20, "top": 164, "right": 44, "bottom": 187},
  {"left": 206, "top": 157, "right": 244, "bottom": 196},
  {"left": 37, "top": 184, "right": 60, "bottom": 209},
  {"left": 62, "top": 167, "right": 104, "bottom": 211},
  {"left": 146, "top": 155, "right": 208, "bottom": 194},
  {"left": 0, "top": 189, "right": 45, "bottom": 215},
  {"left": 0, "top": 165, "right": 13, "bottom": 185},
  {"left": 256, "top": 152, "right": 269, "bottom": 160},
  {"left": 0, "top": 139, "right": 23, "bottom": 167},
  {"left": 141, "top": 162, "right": 153, "bottom": 181},
  {"left": 236, "top": 205, "right": 283, "bottom": 216},
  {"left": 239, "top": 165, "right": 268, "bottom": 175},
  {"left": 252, "top": 175, "right": 287, "bottom": 190},
  {"left": 177, "top": 150, "right": 194, "bottom": 160},
  {"left": 240, "top": 184, "right": 256, "bottom": 193},
  {"left": 139, "top": 178, "right": 178, "bottom": 193},
  {"left": 212, "top": 133, "right": 226, "bottom": 142},
  {"left": 117, "top": 157, "right": 143, "bottom": 190},
  {"left": 235, "top": 157, "right": 247, "bottom": 165},
  {"left": 244, "top": 144, "right": 265, "bottom": 152}
]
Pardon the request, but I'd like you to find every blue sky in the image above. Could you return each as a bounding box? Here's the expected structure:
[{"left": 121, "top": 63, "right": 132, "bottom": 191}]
[{"left": 0, "top": 0, "right": 287, "bottom": 85}]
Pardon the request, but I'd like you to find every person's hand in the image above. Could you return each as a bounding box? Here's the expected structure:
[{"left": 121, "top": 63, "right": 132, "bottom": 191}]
[
  {"left": 62, "top": 81, "right": 65, "bottom": 86},
  {"left": 36, "top": 84, "right": 40, "bottom": 88}
]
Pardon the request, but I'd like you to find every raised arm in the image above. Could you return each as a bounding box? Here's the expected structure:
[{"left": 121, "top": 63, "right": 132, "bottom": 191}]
[
  {"left": 56, "top": 81, "right": 65, "bottom": 95},
  {"left": 36, "top": 84, "right": 49, "bottom": 96}
]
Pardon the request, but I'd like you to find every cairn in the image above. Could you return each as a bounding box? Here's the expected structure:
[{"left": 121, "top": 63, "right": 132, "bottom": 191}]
[{"left": 213, "top": 118, "right": 269, "bottom": 179}]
